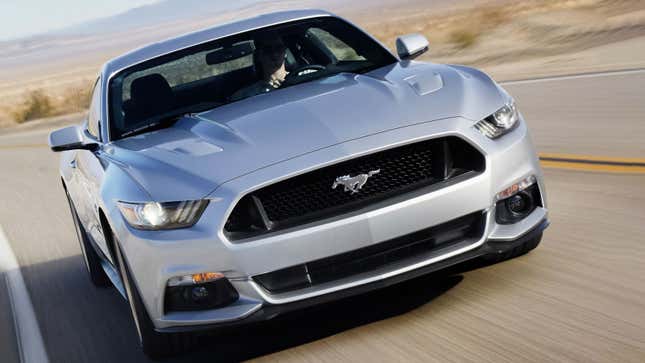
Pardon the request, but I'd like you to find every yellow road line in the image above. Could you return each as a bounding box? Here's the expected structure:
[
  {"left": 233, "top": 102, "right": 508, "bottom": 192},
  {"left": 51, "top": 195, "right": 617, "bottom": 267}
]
[
  {"left": 539, "top": 153, "right": 645, "bottom": 174},
  {"left": 540, "top": 160, "right": 645, "bottom": 174},
  {"left": 539, "top": 153, "right": 645, "bottom": 165}
]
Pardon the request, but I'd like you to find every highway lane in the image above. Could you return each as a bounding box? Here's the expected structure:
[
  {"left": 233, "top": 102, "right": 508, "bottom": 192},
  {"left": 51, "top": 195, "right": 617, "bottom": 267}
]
[
  {"left": 254, "top": 169, "right": 645, "bottom": 363},
  {"left": 504, "top": 71, "right": 645, "bottom": 158},
  {"left": 0, "top": 71, "right": 644, "bottom": 362}
]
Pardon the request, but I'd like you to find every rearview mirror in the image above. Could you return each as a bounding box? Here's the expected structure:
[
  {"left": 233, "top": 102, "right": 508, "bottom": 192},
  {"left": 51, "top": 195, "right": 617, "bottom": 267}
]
[
  {"left": 206, "top": 41, "right": 255, "bottom": 65},
  {"left": 396, "top": 34, "right": 429, "bottom": 60},
  {"left": 49, "top": 125, "right": 98, "bottom": 152}
]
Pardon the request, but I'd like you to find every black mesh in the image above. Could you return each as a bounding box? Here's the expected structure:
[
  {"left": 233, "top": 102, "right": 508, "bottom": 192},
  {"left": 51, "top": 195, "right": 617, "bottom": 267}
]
[
  {"left": 258, "top": 141, "right": 434, "bottom": 222},
  {"left": 225, "top": 137, "right": 485, "bottom": 239}
]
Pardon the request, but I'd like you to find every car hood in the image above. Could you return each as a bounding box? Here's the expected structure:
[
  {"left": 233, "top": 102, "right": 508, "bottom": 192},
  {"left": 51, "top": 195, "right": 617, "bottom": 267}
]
[{"left": 108, "top": 62, "right": 506, "bottom": 201}]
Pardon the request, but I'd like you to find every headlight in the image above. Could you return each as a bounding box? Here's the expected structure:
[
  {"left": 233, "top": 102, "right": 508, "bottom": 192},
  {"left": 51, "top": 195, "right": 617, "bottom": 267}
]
[
  {"left": 474, "top": 101, "right": 520, "bottom": 139},
  {"left": 117, "top": 200, "right": 209, "bottom": 230}
]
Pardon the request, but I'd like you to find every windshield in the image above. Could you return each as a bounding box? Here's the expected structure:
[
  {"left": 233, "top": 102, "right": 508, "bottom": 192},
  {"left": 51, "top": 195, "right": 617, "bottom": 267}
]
[{"left": 108, "top": 17, "right": 397, "bottom": 140}]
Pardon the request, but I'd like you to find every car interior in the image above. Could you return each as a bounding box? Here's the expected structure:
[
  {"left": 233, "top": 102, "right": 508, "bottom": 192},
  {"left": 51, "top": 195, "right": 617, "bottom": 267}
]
[
  {"left": 109, "top": 17, "right": 395, "bottom": 139},
  {"left": 121, "top": 31, "right": 336, "bottom": 127}
]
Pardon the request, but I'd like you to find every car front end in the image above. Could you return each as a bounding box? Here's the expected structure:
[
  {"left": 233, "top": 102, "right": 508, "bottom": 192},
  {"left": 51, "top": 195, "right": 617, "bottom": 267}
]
[
  {"left": 51, "top": 11, "right": 549, "bottom": 356},
  {"left": 108, "top": 90, "right": 548, "bottom": 332}
]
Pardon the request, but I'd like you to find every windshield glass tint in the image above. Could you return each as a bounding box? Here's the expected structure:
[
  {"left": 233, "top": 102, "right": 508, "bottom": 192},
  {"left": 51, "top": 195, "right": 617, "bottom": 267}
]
[{"left": 108, "top": 17, "right": 396, "bottom": 140}]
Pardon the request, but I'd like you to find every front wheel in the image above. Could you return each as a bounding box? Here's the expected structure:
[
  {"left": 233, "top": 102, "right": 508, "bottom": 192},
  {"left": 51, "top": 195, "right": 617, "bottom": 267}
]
[
  {"left": 112, "top": 232, "right": 190, "bottom": 359},
  {"left": 66, "top": 191, "right": 110, "bottom": 287}
]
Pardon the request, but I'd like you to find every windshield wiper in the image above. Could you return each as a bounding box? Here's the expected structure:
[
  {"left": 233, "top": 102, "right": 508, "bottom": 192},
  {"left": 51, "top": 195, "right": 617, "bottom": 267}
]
[
  {"left": 120, "top": 112, "right": 185, "bottom": 138},
  {"left": 119, "top": 102, "right": 224, "bottom": 139},
  {"left": 121, "top": 102, "right": 221, "bottom": 139},
  {"left": 338, "top": 61, "right": 380, "bottom": 74}
]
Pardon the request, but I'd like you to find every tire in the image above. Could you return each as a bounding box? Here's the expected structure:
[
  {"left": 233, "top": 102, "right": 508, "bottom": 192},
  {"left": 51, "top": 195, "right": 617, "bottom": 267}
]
[
  {"left": 482, "top": 233, "right": 543, "bottom": 263},
  {"left": 112, "top": 232, "right": 190, "bottom": 359},
  {"left": 66, "top": 192, "right": 110, "bottom": 287}
]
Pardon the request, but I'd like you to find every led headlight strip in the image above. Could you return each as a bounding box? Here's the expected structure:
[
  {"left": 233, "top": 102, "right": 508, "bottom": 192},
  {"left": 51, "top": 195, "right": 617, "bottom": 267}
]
[
  {"left": 117, "top": 200, "right": 209, "bottom": 230},
  {"left": 474, "top": 101, "right": 519, "bottom": 139}
]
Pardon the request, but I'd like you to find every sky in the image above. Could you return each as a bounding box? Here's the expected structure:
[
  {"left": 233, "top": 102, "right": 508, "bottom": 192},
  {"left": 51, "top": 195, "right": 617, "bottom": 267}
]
[{"left": 0, "top": 0, "right": 160, "bottom": 41}]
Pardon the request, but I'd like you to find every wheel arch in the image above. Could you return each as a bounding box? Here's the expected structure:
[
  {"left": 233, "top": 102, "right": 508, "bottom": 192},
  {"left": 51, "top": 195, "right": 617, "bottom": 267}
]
[{"left": 98, "top": 207, "right": 118, "bottom": 265}]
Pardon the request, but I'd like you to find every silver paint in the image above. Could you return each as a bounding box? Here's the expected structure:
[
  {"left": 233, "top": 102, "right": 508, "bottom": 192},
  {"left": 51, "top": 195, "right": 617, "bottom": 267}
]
[{"left": 52, "top": 10, "right": 547, "bottom": 330}]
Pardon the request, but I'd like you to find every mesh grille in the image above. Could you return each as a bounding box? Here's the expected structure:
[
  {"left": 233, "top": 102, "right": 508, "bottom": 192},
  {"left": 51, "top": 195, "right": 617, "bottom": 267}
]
[
  {"left": 257, "top": 141, "right": 434, "bottom": 222},
  {"left": 225, "top": 137, "right": 485, "bottom": 239}
]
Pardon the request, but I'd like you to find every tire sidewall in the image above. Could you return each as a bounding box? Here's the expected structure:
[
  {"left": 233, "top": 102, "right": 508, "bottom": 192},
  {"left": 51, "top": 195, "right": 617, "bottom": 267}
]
[
  {"left": 112, "top": 233, "right": 173, "bottom": 359},
  {"left": 65, "top": 191, "right": 109, "bottom": 286}
]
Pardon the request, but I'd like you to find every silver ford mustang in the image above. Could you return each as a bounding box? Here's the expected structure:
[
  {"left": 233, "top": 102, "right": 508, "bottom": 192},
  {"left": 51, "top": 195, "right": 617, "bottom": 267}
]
[{"left": 49, "top": 9, "right": 549, "bottom": 358}]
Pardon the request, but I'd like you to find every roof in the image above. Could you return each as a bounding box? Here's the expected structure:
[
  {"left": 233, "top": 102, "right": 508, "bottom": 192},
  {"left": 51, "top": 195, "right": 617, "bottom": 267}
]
[{"left": 101, "top": 9, "right": 334, "bottom": 79}]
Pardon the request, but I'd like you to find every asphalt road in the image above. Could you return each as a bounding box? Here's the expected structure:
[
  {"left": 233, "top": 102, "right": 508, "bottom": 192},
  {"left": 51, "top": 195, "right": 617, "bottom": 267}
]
[{"left": 0, "top": 70, "right": 644, "bottom": 362}]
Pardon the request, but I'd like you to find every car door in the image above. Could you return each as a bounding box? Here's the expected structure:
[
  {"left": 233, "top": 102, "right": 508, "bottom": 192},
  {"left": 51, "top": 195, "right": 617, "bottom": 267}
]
[{"left": 74, "top": 79, "right": 112, "bottom": 262}]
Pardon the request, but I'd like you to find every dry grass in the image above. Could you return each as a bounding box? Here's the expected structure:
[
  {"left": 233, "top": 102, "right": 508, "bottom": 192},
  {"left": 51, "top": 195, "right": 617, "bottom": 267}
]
[
  {"left": 445, "top": 6, "right": 509, "bottom": 49},
  {"left": 60, "top": 85, "right": 92, "bottom": 113},
  {"left": 361, "top": 0, "right": 623, "bottom": 54},
  {"left": 449, "top": 29, "right": 480, "bottom": 49},
  {"left": 2, "top": 0, "right": 645, "bottom": 127},
  {"left": 10, "top": 90, "right": 55, "bottom": 123},
  {"left": 8, "top": 82, "right": 92, "bottom": 123}
]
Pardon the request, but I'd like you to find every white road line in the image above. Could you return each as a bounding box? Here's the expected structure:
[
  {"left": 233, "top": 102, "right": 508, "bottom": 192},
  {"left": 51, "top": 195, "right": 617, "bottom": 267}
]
[
  {"left": 500, "top": 68, "right": 645, "bottom": 86},
  {"left": 0, "top": 226, "right": 49, "bottom": 363}
]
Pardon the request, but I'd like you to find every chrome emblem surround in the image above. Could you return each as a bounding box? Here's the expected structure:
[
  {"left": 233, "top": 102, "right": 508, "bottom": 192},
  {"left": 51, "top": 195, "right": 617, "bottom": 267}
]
[{"left": 332, "top": 169, "right": 381, "bottom": 194}]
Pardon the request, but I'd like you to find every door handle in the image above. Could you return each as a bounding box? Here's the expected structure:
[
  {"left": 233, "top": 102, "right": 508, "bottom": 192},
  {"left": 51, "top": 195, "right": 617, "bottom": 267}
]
[{"left": 70, "top": 158, "right": 77, "bottom": 169}]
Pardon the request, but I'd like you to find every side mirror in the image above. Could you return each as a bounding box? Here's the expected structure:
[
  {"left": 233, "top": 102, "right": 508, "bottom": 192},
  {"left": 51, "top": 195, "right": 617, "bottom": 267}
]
[
  {"left": 396, "top": 34, "right": 429, "bottom": 60},
  {"left": 48, "top": 125, "right": 98, "bottom": 152}
]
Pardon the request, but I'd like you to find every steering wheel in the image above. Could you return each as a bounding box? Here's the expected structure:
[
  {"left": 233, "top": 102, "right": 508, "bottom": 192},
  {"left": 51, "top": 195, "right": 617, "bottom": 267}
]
[{"left": 284, "top": 64, "right": 326, "bottom": 84}]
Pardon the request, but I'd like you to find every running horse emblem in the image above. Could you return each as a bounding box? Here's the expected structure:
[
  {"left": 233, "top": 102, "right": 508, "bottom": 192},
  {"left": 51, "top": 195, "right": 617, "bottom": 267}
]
[{"left": 332, "top": 169, "right": 381, "bottom": 194}]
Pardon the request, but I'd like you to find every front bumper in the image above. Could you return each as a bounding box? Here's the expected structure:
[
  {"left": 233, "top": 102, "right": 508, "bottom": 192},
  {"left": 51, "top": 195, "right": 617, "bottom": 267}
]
[
  {"left": 158, "top": 217, "right": 549, "bottom": 333},
  {"left": 109, "top": 115, "right": 548, "bottom": 331}
]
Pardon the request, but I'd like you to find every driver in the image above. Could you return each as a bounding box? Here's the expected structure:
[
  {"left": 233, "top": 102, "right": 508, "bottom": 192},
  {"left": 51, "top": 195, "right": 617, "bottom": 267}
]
[{"left": 230, "top": 35, "right": 289, "bottom": 101}]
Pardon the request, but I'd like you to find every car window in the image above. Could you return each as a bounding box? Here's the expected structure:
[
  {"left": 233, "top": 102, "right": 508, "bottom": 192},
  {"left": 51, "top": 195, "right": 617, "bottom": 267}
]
[
  {"left": 87, "top": 79, "right": 101, "bottom": 140},
  {"left": 121, "top": 43, "right": 255, "bottom": 102},
  {"left": 307, "top": 28, "right": 366, "bottom": 62},
  {"left": 109, "top": 17, "right": 397, "bottom": 140}
]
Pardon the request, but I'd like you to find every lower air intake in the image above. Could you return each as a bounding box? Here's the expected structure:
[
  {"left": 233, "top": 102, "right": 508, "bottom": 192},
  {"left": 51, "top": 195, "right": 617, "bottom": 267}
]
[{"left": 253, "top": 211, "right": 485, "bottom": 294}]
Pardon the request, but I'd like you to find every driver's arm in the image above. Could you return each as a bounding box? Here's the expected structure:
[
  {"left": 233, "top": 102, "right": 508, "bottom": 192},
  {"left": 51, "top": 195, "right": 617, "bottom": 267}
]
[{"left": 230, "top": 81, "right": 272, "bottom": 102}]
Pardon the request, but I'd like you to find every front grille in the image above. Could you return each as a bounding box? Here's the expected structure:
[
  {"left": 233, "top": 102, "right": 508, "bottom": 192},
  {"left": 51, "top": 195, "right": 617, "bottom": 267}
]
[
  {"left": 253, "top": 211, "right": 486, "bottom": 294},
  {"left": 225, "top": 136, "right": 485, "bottom": 240}
]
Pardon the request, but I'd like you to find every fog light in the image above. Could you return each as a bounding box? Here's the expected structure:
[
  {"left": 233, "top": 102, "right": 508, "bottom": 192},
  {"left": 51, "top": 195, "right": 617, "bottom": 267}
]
[
  {"left": 164, "top": 273, "right": 239, "bottom": 312},
  {"left": 495, "top": 179, "right": 543, "bottom": 225},
  {"left": 507, "top": 193, "right": 531, "bottom": 215},
  {"left": 191, "top": 286, "right": 209, "bottom": 301}
]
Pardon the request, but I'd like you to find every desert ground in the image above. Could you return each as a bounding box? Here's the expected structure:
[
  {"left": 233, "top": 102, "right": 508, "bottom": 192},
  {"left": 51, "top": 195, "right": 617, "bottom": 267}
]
[{"left": 2, "top": 0, "right": 645, "bottom": 127}]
